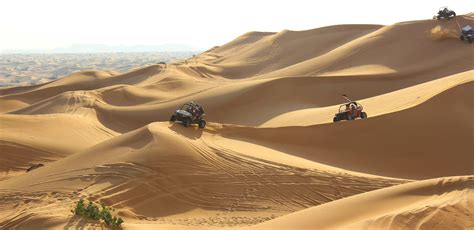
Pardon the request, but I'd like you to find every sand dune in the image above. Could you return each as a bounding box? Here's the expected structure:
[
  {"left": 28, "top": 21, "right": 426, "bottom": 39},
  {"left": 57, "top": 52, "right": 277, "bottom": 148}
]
[
  {"left": 0, "top": 114, "right": 117, "bottom": 181},
  {"left": 9, "top": 69, "right": 472, "bottom": 129},
  {"left": 0, "top": 121, "right": 406, "bottom": 229},
  {"left": 3, "top": 15, "right": 472, "bottom": 127},
  {"left": 255, "top": 176, "right": 474, "bottom": 230},
  {"left": 262, "top": 70, "right": 473, "bottom": 126},
  {"left": 0, "top": 15, "right": 473, "bottom": 229},
  {"left": 219, "top": 80, "right": 473, "bottom": 179},
  {"left": 196, "top": 25, "right": 382, "bottom": 79},
  {"left": 260, "top": 15, "right": 473, "bottom": 79}
]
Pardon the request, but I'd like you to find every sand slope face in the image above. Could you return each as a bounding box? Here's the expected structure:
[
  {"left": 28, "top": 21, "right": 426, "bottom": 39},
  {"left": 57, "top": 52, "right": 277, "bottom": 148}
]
[
  {"left": 1, "top": 16, "right": 472, "bottom": 128},
  {"left": 197, "top": 25, "right": 382, "bottom": 79},
  {"left": 219, "top": 80, "right": 474, "bottom": 179},
  {"left": 0, "top": 122, "right": 404, "bottom": 228},
  {"left": 0, "top": 16, "right": 473, "bottom": 229},
  {"left": 255, "top": 176, "right": 474, "bottom": 230},
  {"left": 262, "top": 70, "right": 474, "bottom": 126},
  {"left": 261, "top": 15, "right": 473, "bottom": 79},
  {"left": 0, "top": 114, "right": 117, "bottom": 181}
]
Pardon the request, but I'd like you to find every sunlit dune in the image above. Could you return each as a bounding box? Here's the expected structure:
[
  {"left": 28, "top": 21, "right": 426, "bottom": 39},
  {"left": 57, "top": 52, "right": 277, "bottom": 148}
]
[{"left": 0, "top": 15, "right": 473, "bottom": 229}]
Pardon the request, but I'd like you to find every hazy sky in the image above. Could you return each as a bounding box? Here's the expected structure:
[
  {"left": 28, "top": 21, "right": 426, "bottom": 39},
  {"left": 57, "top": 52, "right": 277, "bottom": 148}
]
[{"left": 0, "top": 0, "right": 471, "bottom": 51}]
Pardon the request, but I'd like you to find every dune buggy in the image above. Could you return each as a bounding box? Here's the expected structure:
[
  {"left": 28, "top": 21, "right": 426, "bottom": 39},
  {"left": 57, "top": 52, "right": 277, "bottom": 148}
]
[
  {"left": 170, "top": 101, "right": 206, "bottom": 128},
  {"left": 333, "top": 95, "right": 367, "bottom": 122},
  {"left": 434, "top": 7, "right": 456, "bottom": 20},
  {"left": 460, "top": 25, "right": 473, "bottom": 43}
]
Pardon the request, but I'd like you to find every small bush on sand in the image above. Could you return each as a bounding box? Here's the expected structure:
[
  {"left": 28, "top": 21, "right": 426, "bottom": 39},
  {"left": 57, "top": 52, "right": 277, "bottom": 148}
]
[{"left": 72, "top": 199, "right": 123, "bottom": 228}]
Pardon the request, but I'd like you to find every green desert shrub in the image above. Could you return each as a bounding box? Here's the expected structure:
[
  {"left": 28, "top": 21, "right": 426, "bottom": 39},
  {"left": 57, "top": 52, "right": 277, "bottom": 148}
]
[{"left": 72, "top": 199, "right": 123, "bottom": 228}]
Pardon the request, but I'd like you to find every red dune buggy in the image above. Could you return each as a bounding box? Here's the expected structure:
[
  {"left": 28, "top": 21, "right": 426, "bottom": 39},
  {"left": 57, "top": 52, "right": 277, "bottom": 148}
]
[{"left": 333, "top": 95, "right": 367, "bottom": 122}]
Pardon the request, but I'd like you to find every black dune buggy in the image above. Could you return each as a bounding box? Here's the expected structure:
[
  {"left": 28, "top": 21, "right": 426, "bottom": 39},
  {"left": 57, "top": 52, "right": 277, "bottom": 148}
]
[
  {"left": 460, "top": 25, "right": 473, "bottom": 43},
  {"left": 170, "top": 102, "right": 206, "bottom": 128},
  {"left": 333, "top": 95, "right": 368, "bottom": 122},
  {"left": 434, "top": 7, "right": 456, "bottom": 20}
]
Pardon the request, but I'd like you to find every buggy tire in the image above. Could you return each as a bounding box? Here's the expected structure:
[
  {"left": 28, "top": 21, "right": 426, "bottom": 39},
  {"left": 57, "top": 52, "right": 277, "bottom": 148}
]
[
  {"left": 452, "top": 12, "right": 456, "bottom": 17},
  {"left": 198, "top": 120, "right": 206, "bottom": 128},
  {"left": 361, "top": 112, "right": 367, "bottom": 119},
  {"left": 183, "top": 118, "right": 191, "bottom": 127},
  {"left": 346, "top": 113, "right": 353, "bottom": 121},
  {"left": 333, "top": 117, "right": 339, "bottom": 122},
  {"left": 460, "top": 35, "right": 465, "bottom": 41},
  {"left": 170, "top": 115, "right": 176, "bottom": 123}
]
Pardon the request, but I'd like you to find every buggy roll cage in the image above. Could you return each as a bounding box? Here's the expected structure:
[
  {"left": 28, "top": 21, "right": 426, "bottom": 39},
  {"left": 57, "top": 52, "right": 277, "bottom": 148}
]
[{"left": 338, "top": 102, "right": 363, "bottom": 113}]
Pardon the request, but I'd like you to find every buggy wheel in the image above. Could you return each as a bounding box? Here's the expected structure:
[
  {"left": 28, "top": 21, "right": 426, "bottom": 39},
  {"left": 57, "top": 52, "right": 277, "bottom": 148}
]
[
  {"left": 333, "top": 117, "right": 339, "bottom": 122},
  {"left": 346, "top": 113, "right": 353, "bottom": 121},
  {"left": 452, "top": 12, "right": 456, "bottom": 17},
  {"left": 170, "top": 115, "right": 176, "bottom": 123},
  {"left": 198, "top": 120, "right": 206, "bottom": 128},
  {"left": 460, "top": 35, "right": 465, "bottom": 41},
  {"left": 361, "top": 112, "right": 367, "bottom": 119},
  {"left": 183, "top": 118, "right": 191, "bottom": 127}
]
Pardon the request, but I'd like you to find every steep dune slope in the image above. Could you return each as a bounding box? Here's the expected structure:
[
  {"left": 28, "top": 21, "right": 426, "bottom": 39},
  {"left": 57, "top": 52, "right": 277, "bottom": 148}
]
[
  {"left": 1, "top": 77, "right": 470, "bottom": 227},
  {"left": 10, "top": 69, "right": 472, "bottom": 130},
  {"left": 219, "top": 81, "right": 474, "bottom": 179},
  {"left": 261, "top": 15, "right": 473, "bottom": 79},
  {"left": 0, "top": 15, "right": 472, "bottom": 230},
  {"left": 255, "top": 176, "right": 474, "bottom": 230},
  {"left": 0, "top": 122, "right": 403, "bottom": 229},
  {"left": 0, "top": 114, "right": 117, "bottom": 154},
  {"left": 0, "top": 141, "right": 58, "bottom": 181},
  {"left": 197, "top": 25, "right": 382, "bottom": 79},
  {"left": 263, "top": 70, "right": 473, "bottom": 126},
  {"left": 0, "top": 114, "right": 117, "bottom": 181},
  {"left": 3, "top": 17, "right": 472, "bottom": 128}
]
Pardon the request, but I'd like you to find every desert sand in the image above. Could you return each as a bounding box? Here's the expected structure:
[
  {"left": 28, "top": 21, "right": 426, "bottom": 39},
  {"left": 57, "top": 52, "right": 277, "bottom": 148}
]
[{"left": 0, "top": 15, "right": 473, "bottom": 229}]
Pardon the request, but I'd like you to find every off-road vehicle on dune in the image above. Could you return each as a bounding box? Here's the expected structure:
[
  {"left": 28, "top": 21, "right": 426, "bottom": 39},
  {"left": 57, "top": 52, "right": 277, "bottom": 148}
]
[
  {"left": 434, "top": 7, "right": 456, "bottom": 20},
  {"left": 460, "top": 25, "right": 473, "bottom": 43},
  {"left": 170, "top": 101, "right": 206, "bottom": 128},
  {"left": 333, "top": 95, "right": 367, "bottom": 122}
]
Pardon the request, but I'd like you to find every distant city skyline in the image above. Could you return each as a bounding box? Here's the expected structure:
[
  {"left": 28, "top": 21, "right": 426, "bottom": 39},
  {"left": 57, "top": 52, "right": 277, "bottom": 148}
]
[{"left": 0, "top": 0, "right": 472, "bottom": 52}]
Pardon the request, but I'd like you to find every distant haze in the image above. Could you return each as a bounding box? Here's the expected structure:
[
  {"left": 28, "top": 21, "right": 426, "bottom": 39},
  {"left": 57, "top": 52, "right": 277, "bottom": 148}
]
[
  {"left": 1, "top": 44, "right": 201, "bottom": 54},
  {"left": 0, "top": 0, "right": 472, "bottom": 53}
]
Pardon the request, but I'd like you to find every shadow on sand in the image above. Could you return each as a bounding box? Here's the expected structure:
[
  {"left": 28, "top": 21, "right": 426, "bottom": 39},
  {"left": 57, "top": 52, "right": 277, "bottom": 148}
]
[
  {"left": 168, "top": 122, "right": 204, "bottom": 140},
  {"left": 64, "top": 215, "right": 105, "bottom": 230}
]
